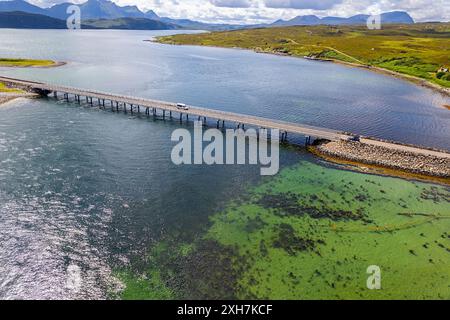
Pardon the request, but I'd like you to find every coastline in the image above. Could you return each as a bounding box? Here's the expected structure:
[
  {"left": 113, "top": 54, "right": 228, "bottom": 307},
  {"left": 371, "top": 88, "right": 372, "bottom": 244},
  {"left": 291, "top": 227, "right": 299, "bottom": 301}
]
[
  {"left": 36, "top": 61, "right": 66, "bottom": 68},
  {"left": 0, "top": 60, "right": 65, "bottom": 103},
  {"left": 311, "top": 140, "right": 450, "bottom": 185},
  {"left": 0, "top": 92, "right": 38, "bottom": 106},
  {"left": 153, "top": 39, "right": 450, "bottom": 99},
  {"left": 0, "top": 61, "right": 67, "bottom": 69},
  {"left": 0, "top": 61, "right": 66, "bottom": 68}
]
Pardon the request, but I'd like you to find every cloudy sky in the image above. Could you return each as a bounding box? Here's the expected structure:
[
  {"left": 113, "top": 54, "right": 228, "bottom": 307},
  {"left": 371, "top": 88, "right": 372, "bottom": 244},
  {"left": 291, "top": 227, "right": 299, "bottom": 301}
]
[{"left": 28, "top": 0, "right": 450, "bottom": 24}]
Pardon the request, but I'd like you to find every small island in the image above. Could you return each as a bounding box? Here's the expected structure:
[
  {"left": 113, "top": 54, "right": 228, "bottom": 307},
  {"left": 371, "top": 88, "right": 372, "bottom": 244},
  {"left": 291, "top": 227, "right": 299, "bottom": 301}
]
[
  {"left": 0, "top": 57, "right": 64, "bottom": 105},
  {"left": 0, "top": 58, "right": 64, "bottom": 68}
]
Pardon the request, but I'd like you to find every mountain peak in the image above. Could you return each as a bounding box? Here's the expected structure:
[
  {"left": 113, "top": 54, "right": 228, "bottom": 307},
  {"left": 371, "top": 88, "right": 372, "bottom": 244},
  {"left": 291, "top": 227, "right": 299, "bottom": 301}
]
[
  {"left": 381, "top": 11, "right": 414, "bottom": 23},
  {"left": 145, "top": 9, "right": 159, "bottom": 19},
  {"left": 0, "top": 0, "right": 48, "bottom": 15},
  {"left": 272, "top": 11, "right": 414, "bottom": 27}
]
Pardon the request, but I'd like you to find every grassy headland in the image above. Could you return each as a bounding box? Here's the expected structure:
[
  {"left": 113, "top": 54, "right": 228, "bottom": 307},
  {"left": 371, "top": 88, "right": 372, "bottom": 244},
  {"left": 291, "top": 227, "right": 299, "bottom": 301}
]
[
  {"left": 0, "top": 82, "right": 24, "bottom": 93},
  {"left": 0, "top": 58, "right": 60, "bottom": 68},
  {"left": 156, "top": 23, "right": 450, "bottom": 90},
  {"left": 0, "top": 82, "right": 28, "bottom": 105}
]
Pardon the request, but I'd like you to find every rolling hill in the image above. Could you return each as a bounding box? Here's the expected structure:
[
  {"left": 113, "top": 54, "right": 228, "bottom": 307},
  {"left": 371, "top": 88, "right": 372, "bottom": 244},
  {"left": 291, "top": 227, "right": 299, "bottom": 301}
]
[
  {"left": 0, "top": 11, "right": 68, "bottom": 28},
  {"left": 82, "top": 17, "right": 179, "bottom": 30}
]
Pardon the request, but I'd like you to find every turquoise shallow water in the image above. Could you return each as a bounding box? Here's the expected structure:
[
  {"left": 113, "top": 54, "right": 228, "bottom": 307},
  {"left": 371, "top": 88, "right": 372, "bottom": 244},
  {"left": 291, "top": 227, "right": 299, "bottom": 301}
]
[{"left": 0, "top": 29, "right": 449, "bottom": 299}]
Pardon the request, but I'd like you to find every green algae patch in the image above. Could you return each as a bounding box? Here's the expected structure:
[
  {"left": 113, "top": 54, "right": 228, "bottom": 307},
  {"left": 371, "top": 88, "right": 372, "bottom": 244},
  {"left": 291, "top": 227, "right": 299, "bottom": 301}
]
[
  {"left": 116, "top": 242, "right": 176, "bottom": 300},
  {"left": 116, "top": 239, "right": 245, "bottom": 300},
  {"left": 118, "top": 161, "right": 449, "bottom": 300},
  {"left": 205, "top": 162, "right": 450, "bottom": 299},
  {"left": 116, "top": 269, "right": 174, "bottom": 300}
]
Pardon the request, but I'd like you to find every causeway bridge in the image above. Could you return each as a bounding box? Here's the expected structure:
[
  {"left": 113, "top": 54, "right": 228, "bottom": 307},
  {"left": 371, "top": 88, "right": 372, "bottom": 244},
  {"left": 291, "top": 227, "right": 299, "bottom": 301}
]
[{"left": 0, "top": 76, "right": 353, "bottom": 143}]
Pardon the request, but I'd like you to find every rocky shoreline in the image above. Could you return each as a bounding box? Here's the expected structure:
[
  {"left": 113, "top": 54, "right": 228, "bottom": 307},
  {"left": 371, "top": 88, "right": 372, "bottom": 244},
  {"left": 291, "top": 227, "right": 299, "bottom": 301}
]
[
  {"left": 0, "top": 92, "right": 38, "bottom": 106},
  {"left": 313, "top": 140, "right": 450, "bottom": 179}
]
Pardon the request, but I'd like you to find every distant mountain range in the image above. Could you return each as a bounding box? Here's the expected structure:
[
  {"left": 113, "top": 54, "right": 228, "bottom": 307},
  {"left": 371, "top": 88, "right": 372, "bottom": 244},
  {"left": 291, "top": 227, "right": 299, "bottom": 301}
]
[
  {"left": 0, "top": 11, "right": 68, "bottom": 28},
  {"left": 270, "top": 11, "right": 414, "bottom": 26},
  {"left": 0, "top": 0, "right": 241, "bottom": 30},
  {"left": 0, "top": 0, "right": 416, "bottom": 30},
  {"left": 44, "top": 0, "right": 159, "bottom": 20}
]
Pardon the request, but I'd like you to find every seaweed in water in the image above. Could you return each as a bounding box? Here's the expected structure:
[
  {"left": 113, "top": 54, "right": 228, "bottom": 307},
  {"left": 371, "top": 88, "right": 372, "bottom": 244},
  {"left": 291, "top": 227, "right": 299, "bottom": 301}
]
[
  {"left": 244, "top": 216, "right": 267, "bottom": 233},
  {"left": 272, "top": 223, "right": 325, "bottom": 256},
  {"left": 259, "top": 240, "right": 269, "bottom": 257},
  {"left": 256, "top": 193, "right": 370, "bottom": 222},
  {"left": 420, "top": 187, "right": 450, "bottom": 203},
  {"left": 168, "top": 239, "right": 248, "bottom": 300}
]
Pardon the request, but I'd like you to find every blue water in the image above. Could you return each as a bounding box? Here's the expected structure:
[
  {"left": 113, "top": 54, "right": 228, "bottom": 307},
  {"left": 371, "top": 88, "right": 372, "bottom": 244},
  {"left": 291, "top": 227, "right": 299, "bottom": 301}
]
[
  {"left": 0, "top": 29, "right": 449, "bottom": 150},
  {"left": 0, "top": 29, "right": 448, "bottom": 299}
]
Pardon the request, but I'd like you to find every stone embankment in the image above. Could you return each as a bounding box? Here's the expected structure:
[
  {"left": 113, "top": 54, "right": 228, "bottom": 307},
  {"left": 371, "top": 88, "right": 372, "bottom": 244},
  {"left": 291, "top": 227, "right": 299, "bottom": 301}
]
[
  {"left": 314, "top": 140, "right": 450, "bottom": 178},
  {"left": 0, "top": 93, "right": 38, "bottom": 105},
  {"left": 0, "top": 79, "right": 40, "bottom": 105}
]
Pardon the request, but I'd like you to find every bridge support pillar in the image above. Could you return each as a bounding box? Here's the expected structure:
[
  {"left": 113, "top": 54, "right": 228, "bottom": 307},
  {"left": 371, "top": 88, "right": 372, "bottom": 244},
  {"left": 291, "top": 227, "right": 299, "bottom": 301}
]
[{"left": 305, "top": 136, "right": 311, "bottom": 146}]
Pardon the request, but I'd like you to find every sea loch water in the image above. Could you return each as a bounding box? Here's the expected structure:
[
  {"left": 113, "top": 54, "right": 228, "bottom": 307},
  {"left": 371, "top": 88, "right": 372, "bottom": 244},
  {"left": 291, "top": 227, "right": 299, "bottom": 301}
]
[{"left": 0, "top": 29, "right": 448, "bottom": 299}]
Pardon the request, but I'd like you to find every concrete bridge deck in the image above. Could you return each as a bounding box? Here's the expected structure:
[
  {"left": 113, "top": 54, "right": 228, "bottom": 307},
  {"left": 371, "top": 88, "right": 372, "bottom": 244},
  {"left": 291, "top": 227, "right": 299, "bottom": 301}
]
[
  {"left": 0, "top": 76, "right": 352, "bottom": 142},
  {"left": 2, "top": 75, "right": 450, "bottom": 161}
]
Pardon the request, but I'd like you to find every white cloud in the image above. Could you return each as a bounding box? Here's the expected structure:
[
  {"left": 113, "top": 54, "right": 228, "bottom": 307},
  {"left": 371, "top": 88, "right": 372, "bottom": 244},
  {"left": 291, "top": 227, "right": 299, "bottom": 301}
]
[{"left": 26, "top": 0, "right": 450, "bottom": 24}]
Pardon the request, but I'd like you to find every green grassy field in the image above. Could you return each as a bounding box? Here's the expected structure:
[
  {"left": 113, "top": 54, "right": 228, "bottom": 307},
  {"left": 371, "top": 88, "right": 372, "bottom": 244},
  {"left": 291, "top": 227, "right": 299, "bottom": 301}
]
[
  {"left": 0, "top": 58, "right": 57, "bottom": 68},
  {"left": 156, "top": 23, "right": 450, "bottom": 88}
]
